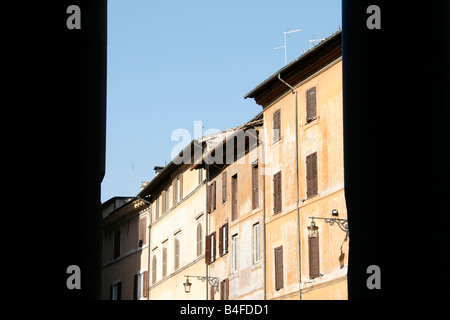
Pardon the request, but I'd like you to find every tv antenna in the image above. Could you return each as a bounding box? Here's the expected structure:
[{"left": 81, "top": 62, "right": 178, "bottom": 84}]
[
  {"left": 309, "top": 38, "right": 325, "bottom": 48},
  {"left": 274, "top": 29, "right": 301, "bottom": 65}
]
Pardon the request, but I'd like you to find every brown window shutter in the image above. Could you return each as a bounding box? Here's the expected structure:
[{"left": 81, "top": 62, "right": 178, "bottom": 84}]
[
  {"left": 174, "top": 239, "right": 180, "bottom": 270},
  {"left": 206, "top": 184, "right": 211, "bottom": 214},
  {"left": 133, "top": 275, "right": 138, "bottom": 300},
  {"left": 273, "top": 172, "right": 282, "bottom": 214},
  {"left": 309, "top": 235, "right": 320, "bottom": 279},
  {"left": 224, "top": 223, "right": 228, "bottom": 254},
  {"left": 220, "top": 280, "right": 224, "bottom": 300},
  {"left": 210, "top": 285, "right": 215, "bottom": 300},
  {"left": 307, "top": 87, "right": 317, "bottom": 122},
  {"left": 143, "top": 271, "right": 148, "bottom": 298},
  {"left": 225, "top": 278, "right": 229, "bottom": 300},
  {"left": 222, "top": 172, "right": 227, "bottom": 202},
  {"left": 139, "top": 217, "right": 146, "bottom": 247},
  {"left": 212, "top": 231, "right": 216, "bottom": 262},
  {"left": 273, "top": 110, "right": 281, "bottom": 142},
  {"left": 219, "top": 225, "right": 223, "bottom": 256},
  {"left": 152, "top": 256, "right": 157, "bottom": 284},
  {"left": 306, "top": 152, "right": 318, "bottom": 198},
  {"left": 252, "top": 162, "right": 259, "bottom": 209},
  {"left": 212, "top": 181, "right": 216, "bottom": 211},
  {"left": 274, "top": 246, "right": 284, "bottom": 290},
  {"left": 205, "top": 235, "right": 211, "bottom": 264},
  {"left": 231, "top": 174, "right": 238, "bottom": 220}
]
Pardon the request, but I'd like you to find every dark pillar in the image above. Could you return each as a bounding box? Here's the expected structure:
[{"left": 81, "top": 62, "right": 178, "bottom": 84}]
[
  {"left": 342, "top": 1, "right": 450, "bottom": 299},
  {"left": 10, "top": 1, "right": 106, "bottom": 299}
]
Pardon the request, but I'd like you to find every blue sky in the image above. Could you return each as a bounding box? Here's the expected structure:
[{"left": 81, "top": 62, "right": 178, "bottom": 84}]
[{"left": 102, "top": 0, "right": 342, "bottom": 202}]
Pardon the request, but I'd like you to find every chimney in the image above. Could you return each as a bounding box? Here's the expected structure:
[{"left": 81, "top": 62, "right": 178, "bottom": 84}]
[
  {"left": 140, "top": 181, "right": 149, "bottom": 191},
  {"left": 154, "top": 166, "right": 164, "bottom": 175}
]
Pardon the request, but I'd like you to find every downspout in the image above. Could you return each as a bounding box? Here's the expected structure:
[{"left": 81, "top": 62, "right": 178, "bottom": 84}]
[
  {"left": 205, "top": 164, "right": 210, "bottom": 300},
  {"left": 277, "top": 74, "right": 303, "bottom": 300},
  {"left": 260, "top": 128, "right": 267, "bottom": 300}
]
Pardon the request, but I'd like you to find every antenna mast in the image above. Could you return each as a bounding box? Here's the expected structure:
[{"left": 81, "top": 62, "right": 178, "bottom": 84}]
[{"left": 274, "top": 29, "right": 301, "bottom": 65}]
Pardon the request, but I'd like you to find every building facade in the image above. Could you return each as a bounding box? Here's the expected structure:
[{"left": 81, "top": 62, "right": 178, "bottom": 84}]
[
  {"left": 245, "top": 30, "right": 347, "bottom": 300},
  {"left": 102, "top": 196, "right": 150, "bottom": 300}
]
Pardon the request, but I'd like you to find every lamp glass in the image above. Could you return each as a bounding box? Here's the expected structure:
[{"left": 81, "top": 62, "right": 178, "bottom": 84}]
[{"left": 183, "top": 278, "right": 191, "bottom": 293}]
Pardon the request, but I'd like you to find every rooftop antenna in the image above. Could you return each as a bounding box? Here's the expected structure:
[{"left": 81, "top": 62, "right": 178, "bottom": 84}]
[
  {"left": 274, "top": 28, "right": 301, "bottom": 65},
  {"left": 309, "top": 38, "right": 325, "bottom": 49}
]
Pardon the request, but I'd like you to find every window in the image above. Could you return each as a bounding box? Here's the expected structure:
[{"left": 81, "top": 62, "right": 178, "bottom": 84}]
[
  {"left": 155, "top": 196, "right": 160, "bottom": 220},
  {"left": 174, "top": 238, "right": 180, "bottom": 270},
  {"left": 232, "top": 234, "right": 238, "bottom": 273},
  {"left": 173, "top": 174, "right": 183, "bottom": 205},
  {"left": 205, "top": 232, "right": 216, "bottom": 264},
  {"left": 220, "top": 278, "right": 229, "bottom": 300},
  {"left": 273, "top": 109, "right": 281, "bottom": 143},
  {"left": 306, "top": 152, "right": 318, "bottom": 198},
  {"left": 113, "top": 229, "right": 121, "bottom": 260},
  {"left": 165, "top": 187, "right": 170, "bottom": 212},
  {"left": 110, "top": 281, "right": 121, "bottom": 300},
  {"left": 274, "top": 246, "right": 284, "bottom": 290},
  {"left": 219, "top": 223, "right": 228, "bottom": 256},
  {"left": 273, "top": 171, "right": 282, "bottom": 214},
  {"left": 198, "top": 168, "right": 203, "bottom": 185},
  {"left": 207, "top": 181, "right": 216, "bottom": 213},
  {"left": 134, "top": 271, "right": 148, "bottom": 300},
  {"left": 139, "top": 217, "right": 146, "bottom": 247},
  {"left": 231, "top": 174, "right": 238, "bottom": 221},
  {"left": 252, "top": 161, "right": 259, "bottom": 209},
  {"left": 306, "top": 87, "right": 317, "bottom": 122},
  {"left": 253, "top": 223, "right": 260, "bottom": 264},
  {"left": 152, "top": 255, "right": 157, "bottom": 284},
  {"left": 222, "top": 172, "right": 227, "bottom": 203},
  {"left": 309, "top": 229, "right": 320, "bottom": 279},
  {"left": 197, "top": 223, "right": 203, "bottom": 257},
  {"left": 162, "top": 245, "right": 168, "bottom": 278}
]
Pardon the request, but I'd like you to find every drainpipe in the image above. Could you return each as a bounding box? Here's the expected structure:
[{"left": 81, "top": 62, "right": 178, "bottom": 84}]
[
  {"left": 277, "top": 74, "right": 303, "bottom": 300},
  {"left": 260, "top": 129, "right": 267, "bottom": 300},
  {"left": 205, "top": 164, "right": 210, "bottom": 300}
]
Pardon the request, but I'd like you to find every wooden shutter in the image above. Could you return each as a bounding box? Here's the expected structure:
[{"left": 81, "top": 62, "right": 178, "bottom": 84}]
[
  {"left": 273, "top": 172, "right": 282, "bottom": 214},
  {"left": 219, "top": 225, "right": 223, "bottom": 256},
  {"left": 225, "top": 278, "right": 229, "bottom": 300},
  {"left": 231, "top": 174, "right": 237, "bottom": 220},
  {"left": 252, "top": 162, "right": 259, "bottom": 209},
  {"left": 205, "top": 235, "right": 211, "bottom": 264},
  {"left": 211, "top": 231, "right": 216, "bottom": 262},
  {"left": 152, "top": 256, "right": 157, "bottom": 284},
  {"left": 210, "top": 285, "right": 215, "bottom": 300},
  {"left": 306, "top": 87, "right": 317, "bottom": 122},
  {"left": 309, "top": 235, "right": 320, "bottom": 279},
  {"left": 172, "top": 179, "right": 177, "bottom": 205},
  {"left": 142, "top": 271, "right": 148, "bottom": 298},
  {"left": 274, "top": 246, "right": 284, "bottom": 290},
  {"left": 224, "top": 223, "right": 228, "bottom": 254},
  {"left": 207, "top": 184, "right": 211, "bottom": 214},
  {"left": 139, "top": 217, "right": 146, "bottom": 247},
  {"left": 212, "top": 181, "right": 216, "bottom": 211},
  {"left": 306, "top": 152, "right": 318, "bottom": 198},
  {"left": 273, "top": 110, "right": 281, "bottom": 142},
  {"left": 222, "top": 172, "right": 227, "bottom": 202}
]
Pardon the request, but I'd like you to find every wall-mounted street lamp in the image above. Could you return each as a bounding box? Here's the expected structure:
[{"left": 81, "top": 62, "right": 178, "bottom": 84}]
[
  {"left": 183, "top": 275, "right": 219, "bottom": 294},
  {"left": 308, "top": 209, "right": 349, "bottom": 235}
]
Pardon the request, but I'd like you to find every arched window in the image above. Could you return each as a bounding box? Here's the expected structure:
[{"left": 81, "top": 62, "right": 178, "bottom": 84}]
[
  {"left": 174, "top": 239, "right": 180, "bottom": 270},
  {"left": 152, "top": 255, "right": 157, "bottom": 284},
  {"left": 197, "top": 223, "right": 202, "bottom": 256},
  {"left": 162, "top": 247, "right": 168, "bottom": 278}
]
